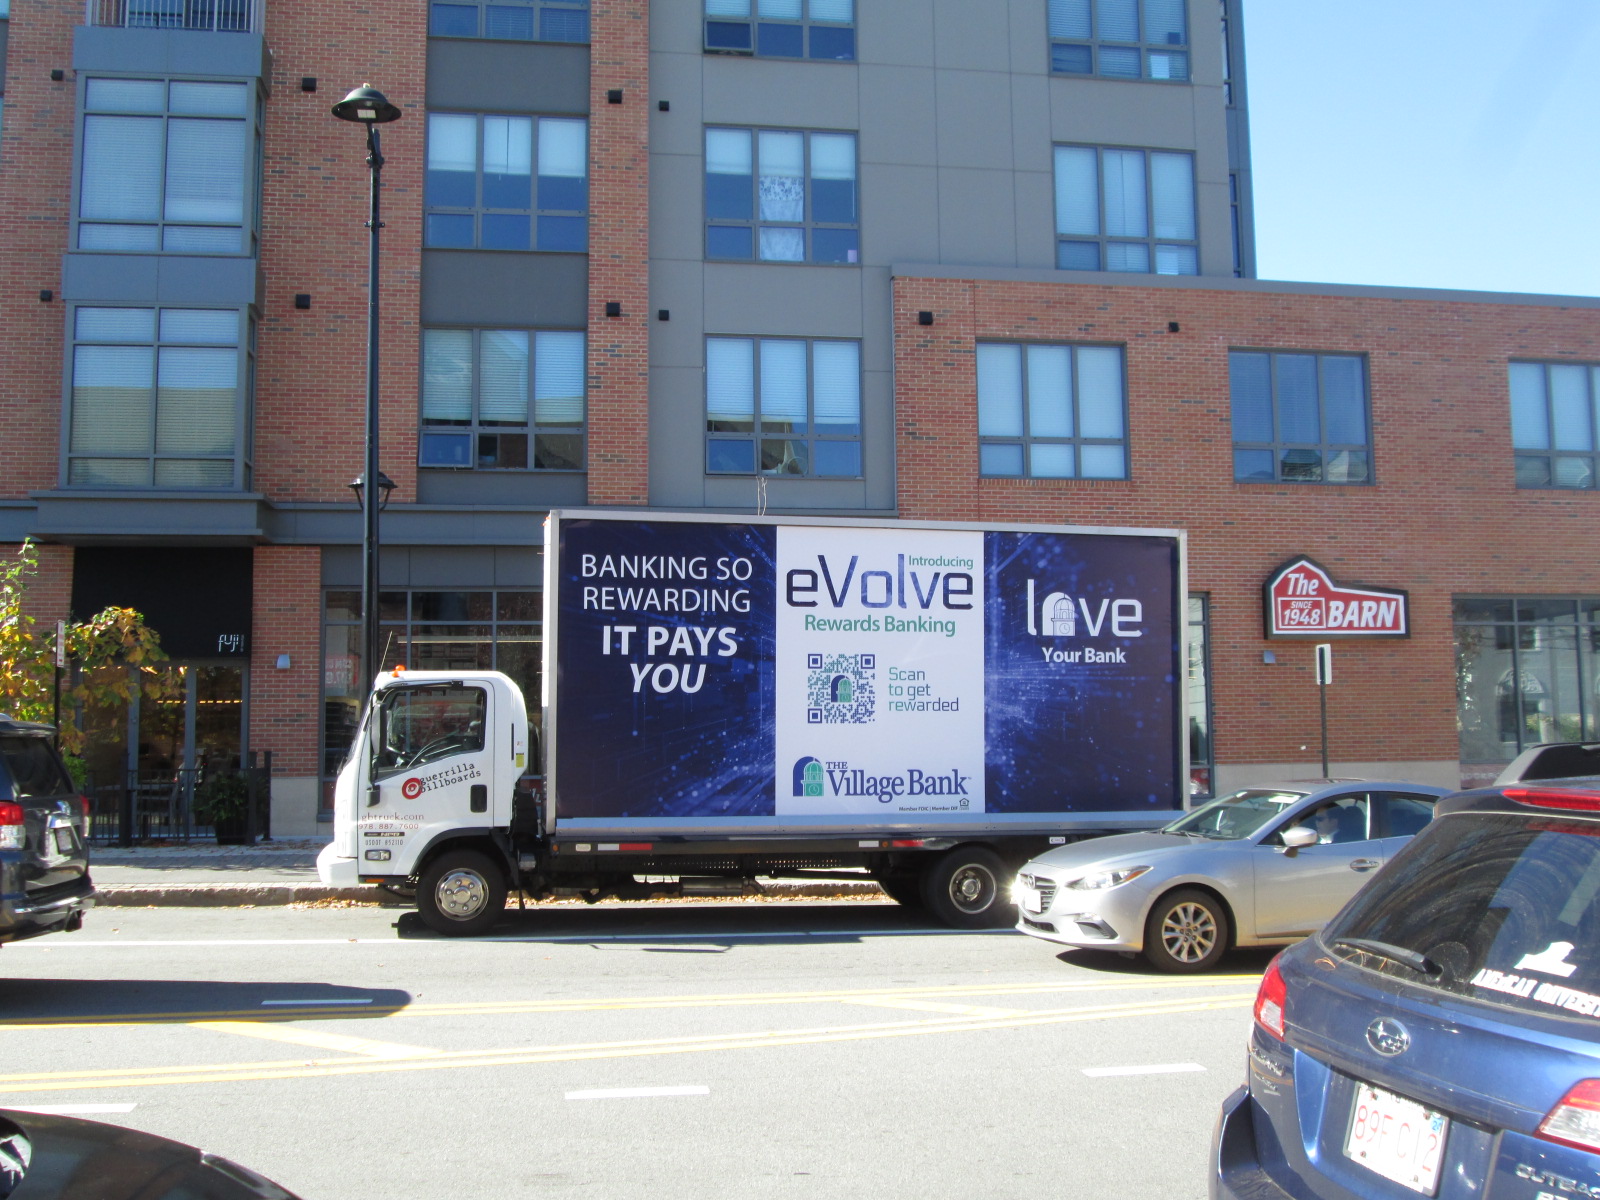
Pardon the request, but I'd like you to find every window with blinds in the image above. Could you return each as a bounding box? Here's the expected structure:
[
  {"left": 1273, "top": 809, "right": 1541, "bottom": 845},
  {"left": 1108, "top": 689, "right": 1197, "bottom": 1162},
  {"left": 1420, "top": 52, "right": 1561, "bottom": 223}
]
[
  {"left": 425, "top": 114, "right": 588, "bottom": 252},
  {"left": 704, "top": 0, "right": 855, "bottom": 61},
  {"left": 705, "top": 336, "right": 861, "bottom": 477},
  {"left": 77, "top": 78, "right": 255, "bottom": 256},
  {"left": 977, "top": 342, "right": 1128, "bottom": 479},
  {"left": 1048, "top": 0, "right": 1189, "bottom": 81},
  {"left": 420, "top": 328, "right": 585, "bottom": 470},
  {"left": 706, "top": 127, "right": 858, "bottom": 265},
  {"left": 68, "top": 306, "right": 247, "bottom": 488},
  {"left": 1230, "top": 350, "right": 1371, "bottom": 484},
  {"left": 428, "top": 0, "right": 589, "bottom": 42},
  {"left": 1509, "top": 362, "right": 1600, "bottom": 490},
  {"left": 1054, "top": 145, "right": 1196, "bottom": 275}
]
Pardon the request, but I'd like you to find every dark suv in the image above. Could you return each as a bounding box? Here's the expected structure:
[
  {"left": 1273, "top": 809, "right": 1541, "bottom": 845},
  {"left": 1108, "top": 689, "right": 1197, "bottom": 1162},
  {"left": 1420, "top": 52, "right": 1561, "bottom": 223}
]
[{"left": 0, "top": 716, "right": 93, "bottom": 947}]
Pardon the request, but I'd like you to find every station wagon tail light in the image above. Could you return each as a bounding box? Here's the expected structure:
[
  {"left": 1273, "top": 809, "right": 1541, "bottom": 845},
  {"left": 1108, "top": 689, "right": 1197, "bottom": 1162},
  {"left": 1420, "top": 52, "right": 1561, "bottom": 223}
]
[
  {"left": 1538, "top": 1080, "right": 1600, "bottom": 1152},
  {"left": 0, "top": 801, "right": 23, "bottom": 850},
  {"left": 1504, "top": 787, "right": 1600, "bottom": 812},
  {"left": 1254, "top": 956, "right": 1287, "bottom": 1041},
  {"left": 78, "top": 795, "right": 91, "bottom": 829}
]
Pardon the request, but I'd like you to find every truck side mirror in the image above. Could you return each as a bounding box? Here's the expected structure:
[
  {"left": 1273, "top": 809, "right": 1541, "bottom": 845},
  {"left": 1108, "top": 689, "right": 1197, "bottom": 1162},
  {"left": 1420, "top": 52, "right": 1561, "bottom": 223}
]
[{"left": 366, "top": 782, "right": 380, "bottom": 808}]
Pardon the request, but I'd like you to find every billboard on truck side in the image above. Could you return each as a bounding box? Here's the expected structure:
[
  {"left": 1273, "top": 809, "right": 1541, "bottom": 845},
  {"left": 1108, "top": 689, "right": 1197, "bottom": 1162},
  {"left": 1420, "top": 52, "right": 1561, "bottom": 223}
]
[{"left": 544, "top": 512, "right": 1185, "bottom": 830}]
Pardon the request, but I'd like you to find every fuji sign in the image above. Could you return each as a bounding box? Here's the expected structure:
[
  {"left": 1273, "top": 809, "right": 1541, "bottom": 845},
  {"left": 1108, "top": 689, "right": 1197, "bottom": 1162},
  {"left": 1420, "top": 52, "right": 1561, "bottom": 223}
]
[{"left": 1264, "top": 557, "right": 1408, "bottom": 638}]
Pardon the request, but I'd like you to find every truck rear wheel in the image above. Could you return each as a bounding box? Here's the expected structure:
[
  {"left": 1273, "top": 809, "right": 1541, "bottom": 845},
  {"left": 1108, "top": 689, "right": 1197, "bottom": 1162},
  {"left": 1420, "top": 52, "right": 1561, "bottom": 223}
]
[
  {"left": 416, "top": 849, "right": 508, "bottom": 937},
  {"left": 920, "top": 847, "right": 1013, "bottom": 929}
]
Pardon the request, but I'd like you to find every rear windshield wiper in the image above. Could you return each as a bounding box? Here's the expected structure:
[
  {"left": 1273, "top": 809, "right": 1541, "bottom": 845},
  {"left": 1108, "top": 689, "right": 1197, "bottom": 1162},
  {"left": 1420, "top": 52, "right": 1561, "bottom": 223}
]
[{"left": 1332, "top": 937, "right": 1440, "bottom": 976}]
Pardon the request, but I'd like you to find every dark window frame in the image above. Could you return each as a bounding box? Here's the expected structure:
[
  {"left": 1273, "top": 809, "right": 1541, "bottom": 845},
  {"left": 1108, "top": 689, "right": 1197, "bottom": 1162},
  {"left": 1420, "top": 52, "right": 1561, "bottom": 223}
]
[
  {"left": 1509, "top": 361, "right": 1600, "bottom": 490},
  {"left": 427, "top": 0, "right": 590, "bottom": 42},
  {"left": 703, "top": 0, "right": 856, "bottom": 61},
  {"left": 424, "top": 111, "right": 589, "bottom": 253},
  {"left": 704, "top": 125, "right": 860, "bottom": 266},
  {"left": 704, "top": 335, "right": 864, "bottom": 478},
  {"left": 1048, "top": 0, "right": 1190, "bottom": 82},
  {"left": 976, "top": 340, "right": 1130, "bottom": 480},
  {"left": 1053, "top": 143, "right": 1198, "bottom": 276},
  {"left": 1229, "top": 349, "right": 1373, "bottom": 485}
]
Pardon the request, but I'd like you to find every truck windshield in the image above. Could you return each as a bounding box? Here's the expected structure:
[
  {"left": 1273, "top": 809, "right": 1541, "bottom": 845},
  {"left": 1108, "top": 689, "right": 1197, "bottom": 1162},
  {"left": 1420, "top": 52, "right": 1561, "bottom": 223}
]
[
  {"left": 1163, "top": 789, "right": 1309, "bottom": 840},
  {"left": 372, "top": 685, "right": 487, "bottom": 779}
]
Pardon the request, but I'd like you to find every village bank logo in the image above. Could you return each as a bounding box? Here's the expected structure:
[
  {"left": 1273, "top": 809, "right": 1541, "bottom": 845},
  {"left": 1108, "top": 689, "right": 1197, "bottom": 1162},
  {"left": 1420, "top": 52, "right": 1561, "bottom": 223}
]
[{"left": 791, "top": 756, "right": 971, "bottom": 804}]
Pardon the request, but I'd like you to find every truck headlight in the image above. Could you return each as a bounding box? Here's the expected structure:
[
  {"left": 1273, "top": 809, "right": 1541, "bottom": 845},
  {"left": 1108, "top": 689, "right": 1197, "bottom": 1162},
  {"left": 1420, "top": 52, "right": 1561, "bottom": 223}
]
[{"left": 1067, "top": 866, "right": 1151, "bottom": 891}]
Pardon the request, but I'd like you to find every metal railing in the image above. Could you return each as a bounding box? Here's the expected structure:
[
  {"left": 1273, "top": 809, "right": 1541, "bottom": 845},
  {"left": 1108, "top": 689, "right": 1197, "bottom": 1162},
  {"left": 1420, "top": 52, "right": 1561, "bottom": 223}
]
[
  {"left": 85, "top": 0, "right": 260, "bottom": 33},
  {"left": 85, "top": 751, "right": 272, "bottom": 845}
]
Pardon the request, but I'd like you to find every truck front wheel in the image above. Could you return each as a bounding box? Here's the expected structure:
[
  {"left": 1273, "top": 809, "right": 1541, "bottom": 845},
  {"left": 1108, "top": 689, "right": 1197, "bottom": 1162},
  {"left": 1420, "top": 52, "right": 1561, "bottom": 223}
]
[
  {"left": 416, "top": 849, "right": 508, "bottom": 937},
  {"left": 920, "top": 848, "right": 1013, "bottom": 929}
]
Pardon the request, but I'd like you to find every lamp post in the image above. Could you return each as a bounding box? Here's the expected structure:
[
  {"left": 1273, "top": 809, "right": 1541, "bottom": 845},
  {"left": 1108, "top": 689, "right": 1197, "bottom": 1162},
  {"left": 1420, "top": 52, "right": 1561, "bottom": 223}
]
[{"left": 332, "top": 84, "right": 402, "bottom": 702}]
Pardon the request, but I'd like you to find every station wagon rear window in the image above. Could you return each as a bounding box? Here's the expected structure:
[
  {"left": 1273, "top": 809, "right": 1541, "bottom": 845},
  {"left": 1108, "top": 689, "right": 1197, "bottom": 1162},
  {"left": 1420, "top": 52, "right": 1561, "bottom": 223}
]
[{"left": 1325, "top": 812, "right": 1600, "bottom": 1019}]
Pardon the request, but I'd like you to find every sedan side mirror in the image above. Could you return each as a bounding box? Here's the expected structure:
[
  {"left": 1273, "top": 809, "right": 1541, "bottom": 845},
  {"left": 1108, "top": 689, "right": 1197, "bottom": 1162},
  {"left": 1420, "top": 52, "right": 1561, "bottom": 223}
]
[{"left": 1281, "top": 825, "right": 1319, "bottom": 855}]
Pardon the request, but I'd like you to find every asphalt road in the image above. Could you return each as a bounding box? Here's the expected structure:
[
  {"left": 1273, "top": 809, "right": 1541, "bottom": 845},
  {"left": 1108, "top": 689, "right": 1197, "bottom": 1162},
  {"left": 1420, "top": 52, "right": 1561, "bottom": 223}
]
[{"left": 0, "top": 899, "right": 1275, "bottom": 1199}]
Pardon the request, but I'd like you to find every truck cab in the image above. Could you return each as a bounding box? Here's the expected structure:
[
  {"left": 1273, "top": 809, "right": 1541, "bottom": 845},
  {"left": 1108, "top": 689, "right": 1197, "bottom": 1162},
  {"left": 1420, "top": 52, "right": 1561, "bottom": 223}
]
[{"left": 317, "top": 669, "right": 529, "bottom": 932}]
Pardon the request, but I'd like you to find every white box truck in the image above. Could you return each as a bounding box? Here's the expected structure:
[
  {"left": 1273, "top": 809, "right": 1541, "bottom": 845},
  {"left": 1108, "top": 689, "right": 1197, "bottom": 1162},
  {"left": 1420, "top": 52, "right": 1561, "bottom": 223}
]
[{"left": 318, "top": 511, "right": 1189, "bottom": 933}]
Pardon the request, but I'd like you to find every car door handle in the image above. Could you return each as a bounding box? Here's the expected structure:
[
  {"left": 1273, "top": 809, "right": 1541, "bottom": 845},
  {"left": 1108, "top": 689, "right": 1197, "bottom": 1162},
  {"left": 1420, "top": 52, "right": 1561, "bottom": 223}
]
[{"left": 1350, "top": 858, "right": 1381, "bottom": 872}]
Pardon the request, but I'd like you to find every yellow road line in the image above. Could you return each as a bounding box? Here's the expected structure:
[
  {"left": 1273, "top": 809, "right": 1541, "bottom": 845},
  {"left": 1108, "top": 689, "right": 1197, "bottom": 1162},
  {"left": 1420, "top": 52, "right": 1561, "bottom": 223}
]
[
  {"left": 0, "top": 974, "right": 1262, "bottom": 1029},
  {"left": 846, "top": 999, "right": 1025, "bottom": 1017},
  {"left": 0, "top": 993, "right": 1251, "bottom": 1095},
  {"left": 190, "top": 1021, "right": 440, "bottom": 1060}
]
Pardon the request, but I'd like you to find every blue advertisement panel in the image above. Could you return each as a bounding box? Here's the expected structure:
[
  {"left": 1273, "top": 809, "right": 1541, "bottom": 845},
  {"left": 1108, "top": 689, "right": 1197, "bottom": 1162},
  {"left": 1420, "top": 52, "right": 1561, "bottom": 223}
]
[
  {"left": 551, "top": 516, "right": 1183, "bottom": 825},
  {"left": 553, "top": 519, "right": 777, "bottom": 818}
]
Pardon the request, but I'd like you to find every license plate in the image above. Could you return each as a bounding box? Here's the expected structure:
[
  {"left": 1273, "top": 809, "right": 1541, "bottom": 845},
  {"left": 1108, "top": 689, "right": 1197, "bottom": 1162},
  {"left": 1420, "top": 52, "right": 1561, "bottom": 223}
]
[
  {"left": 1344, "top": 1081, "right": 1448, "bottom": 1195},
  {"left": 52, "top": 825, "right": 79, "bottom": 855},
  {"left": 1022, "top": 888, "right": 1044, "bottom": 914}
]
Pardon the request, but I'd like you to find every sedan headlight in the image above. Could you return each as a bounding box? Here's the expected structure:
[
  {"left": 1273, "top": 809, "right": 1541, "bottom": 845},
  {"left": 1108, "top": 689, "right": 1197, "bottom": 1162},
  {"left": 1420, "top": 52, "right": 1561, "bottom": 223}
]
[{"left": 1066, "top": 865, "right": 1151, "bottom": 891}]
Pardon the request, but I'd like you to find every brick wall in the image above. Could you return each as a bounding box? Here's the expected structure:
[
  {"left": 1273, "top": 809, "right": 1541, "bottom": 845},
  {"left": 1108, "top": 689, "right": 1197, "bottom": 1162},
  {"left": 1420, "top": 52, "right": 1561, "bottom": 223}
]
[
  {"left": 249, "top": 546, "right": 321, "bottom": 778},
  {"left": 0, "top": 1, "right": 79, "bottom": 501},
  {"left": 584, "top": 0, "right": 651, "bottom": 505},
  {"left": 255, "top": 3, "right": 425, "bottom": 504},
  {"left": 894, "top": 277, "right": 1600, "bottom": 772}
]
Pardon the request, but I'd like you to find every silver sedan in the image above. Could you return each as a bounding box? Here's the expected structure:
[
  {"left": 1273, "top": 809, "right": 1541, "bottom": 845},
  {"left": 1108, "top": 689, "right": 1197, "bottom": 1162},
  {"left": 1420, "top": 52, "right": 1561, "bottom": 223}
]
[{"left": 1013, "top": 780, "right": 1453, "bottom": 972}]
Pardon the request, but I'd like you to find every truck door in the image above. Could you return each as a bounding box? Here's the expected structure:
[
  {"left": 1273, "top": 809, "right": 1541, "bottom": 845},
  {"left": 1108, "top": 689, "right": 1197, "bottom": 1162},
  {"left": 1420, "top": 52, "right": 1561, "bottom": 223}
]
[{"left": 362, "top": 683, "right": 494, "bottom": 869}]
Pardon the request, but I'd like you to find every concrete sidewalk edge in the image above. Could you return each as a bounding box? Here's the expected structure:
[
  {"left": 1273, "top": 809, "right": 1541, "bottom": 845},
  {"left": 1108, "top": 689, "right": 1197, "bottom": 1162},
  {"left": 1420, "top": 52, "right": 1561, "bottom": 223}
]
[{"left": 93, "top": 880, "right": 888, "bottom": 907}]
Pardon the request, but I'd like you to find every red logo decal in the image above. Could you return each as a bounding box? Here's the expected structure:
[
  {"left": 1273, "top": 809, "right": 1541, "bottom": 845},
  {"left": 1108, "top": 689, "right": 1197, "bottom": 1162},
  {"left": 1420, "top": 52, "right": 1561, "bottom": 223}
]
[{"left": 402, "top": 777, "right": 424, "bottom": 800}]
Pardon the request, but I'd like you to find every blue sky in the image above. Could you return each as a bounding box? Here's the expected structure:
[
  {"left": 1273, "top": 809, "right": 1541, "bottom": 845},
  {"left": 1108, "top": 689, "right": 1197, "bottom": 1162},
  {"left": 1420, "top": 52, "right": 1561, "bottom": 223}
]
[{"left": 1244, "top": 1, "right": 1600, "bottom": 297}]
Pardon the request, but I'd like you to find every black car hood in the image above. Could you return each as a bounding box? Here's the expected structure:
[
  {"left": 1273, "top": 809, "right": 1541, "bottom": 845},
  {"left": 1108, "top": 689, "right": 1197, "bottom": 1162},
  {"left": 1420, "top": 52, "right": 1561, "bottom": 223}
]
[{"left": 0, "top": 1110, "right": 300, "bottom": 1200}]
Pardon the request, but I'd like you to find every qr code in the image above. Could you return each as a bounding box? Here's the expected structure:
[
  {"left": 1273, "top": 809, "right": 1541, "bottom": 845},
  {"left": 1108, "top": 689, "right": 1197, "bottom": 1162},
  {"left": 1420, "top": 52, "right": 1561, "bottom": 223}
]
[{"left": 805, "top": 653, "right": 876, "bottom": 724}]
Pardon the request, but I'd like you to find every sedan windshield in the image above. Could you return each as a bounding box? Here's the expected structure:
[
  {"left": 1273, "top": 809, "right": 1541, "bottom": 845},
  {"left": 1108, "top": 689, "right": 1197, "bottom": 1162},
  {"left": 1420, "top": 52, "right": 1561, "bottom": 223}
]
[{"left": 1164, "top": 789, "right": 1309, "bottom": 840}]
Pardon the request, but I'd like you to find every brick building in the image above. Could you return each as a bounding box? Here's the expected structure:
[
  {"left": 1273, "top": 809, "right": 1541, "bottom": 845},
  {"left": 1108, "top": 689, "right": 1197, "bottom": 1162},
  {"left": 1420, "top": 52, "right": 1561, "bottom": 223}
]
[{"left": 0, "top": 0, "right": 1595, "bottom": 836}]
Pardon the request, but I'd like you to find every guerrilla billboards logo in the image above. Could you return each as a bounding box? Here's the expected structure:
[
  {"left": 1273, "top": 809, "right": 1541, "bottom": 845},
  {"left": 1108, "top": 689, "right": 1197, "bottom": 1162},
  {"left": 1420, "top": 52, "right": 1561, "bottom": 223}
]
[
  {"left": 791, "top": 755, "right": 971, "bottom": 807},
  {"left": 806, "top": 652, "right": 875, "bottom": 724},
  {"left": 1025, "top": 579, "right": 1145, "bottom": 663}
]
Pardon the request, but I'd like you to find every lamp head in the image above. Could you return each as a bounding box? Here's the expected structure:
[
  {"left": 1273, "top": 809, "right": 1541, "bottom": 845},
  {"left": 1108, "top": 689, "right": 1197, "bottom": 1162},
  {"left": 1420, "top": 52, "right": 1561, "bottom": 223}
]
[
  {"left": 348, "top": 471, "right": 398, "bottom": 510},
  {"left": 332, "top": 84, "right": 401, "bottom": 125}
]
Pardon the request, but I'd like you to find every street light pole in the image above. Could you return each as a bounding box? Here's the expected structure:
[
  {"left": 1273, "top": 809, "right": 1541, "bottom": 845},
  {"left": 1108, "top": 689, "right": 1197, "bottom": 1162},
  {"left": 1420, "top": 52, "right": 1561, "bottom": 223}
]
[{"left": 332, "top": 85, "right": 402, "bottom": 703}]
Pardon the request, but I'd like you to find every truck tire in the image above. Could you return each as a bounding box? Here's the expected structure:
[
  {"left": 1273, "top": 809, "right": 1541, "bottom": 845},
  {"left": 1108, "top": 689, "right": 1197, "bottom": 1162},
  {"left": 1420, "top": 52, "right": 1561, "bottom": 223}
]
[
  {"left": 416, "top": 849, "right": 508, "bottom": 937},
  {"left": 1142, "top": 887, "right": 1229, "bottom": 972},
  {"left": 920, "top": 847, "right": 1013, "bottom": 929},
  {"left": 875, "top": 875, "right": 924, "bottom": 910}
]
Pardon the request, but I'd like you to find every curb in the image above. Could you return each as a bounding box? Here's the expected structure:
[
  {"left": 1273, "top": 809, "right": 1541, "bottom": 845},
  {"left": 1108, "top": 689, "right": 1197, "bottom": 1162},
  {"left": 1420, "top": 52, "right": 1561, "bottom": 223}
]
[{"left": 93, "top": 881, "right": 888, "bottom": 908}]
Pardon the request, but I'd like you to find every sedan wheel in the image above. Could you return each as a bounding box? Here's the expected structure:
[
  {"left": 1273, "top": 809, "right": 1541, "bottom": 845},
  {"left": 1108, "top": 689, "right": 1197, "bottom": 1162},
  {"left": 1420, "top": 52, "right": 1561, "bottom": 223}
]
[{"left": 1143, "top": 888, "right": 1229, "bottom": 972}]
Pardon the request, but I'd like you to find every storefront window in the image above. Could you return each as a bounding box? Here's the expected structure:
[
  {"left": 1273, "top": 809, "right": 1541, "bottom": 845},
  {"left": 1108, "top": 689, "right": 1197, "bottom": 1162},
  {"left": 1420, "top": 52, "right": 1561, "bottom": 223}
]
[
  {"left": 321, "top": 589, "right": 541, "bottom": 814},
  {"left": 1456, "top": 596, "right": 1599, "bottom": 787},
  {"left": 1187, "top": 595, "right": 1213, "bottom": 798}
]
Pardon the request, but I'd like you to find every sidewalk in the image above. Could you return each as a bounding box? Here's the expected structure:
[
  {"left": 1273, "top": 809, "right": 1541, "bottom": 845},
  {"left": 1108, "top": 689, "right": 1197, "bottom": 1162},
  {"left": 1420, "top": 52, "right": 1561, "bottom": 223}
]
[{"left": 87, "top": 841, "right": 884, "bottom": 907}]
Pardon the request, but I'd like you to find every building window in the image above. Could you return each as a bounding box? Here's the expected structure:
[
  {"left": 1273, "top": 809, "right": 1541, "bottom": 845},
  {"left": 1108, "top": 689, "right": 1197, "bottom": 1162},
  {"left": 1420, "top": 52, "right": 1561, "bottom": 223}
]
[
  {"left": 1509, "top": 362, "right": 1599, "bottom": 489},
  {"left": 322, "top": 589, "right": 543, "bottom": 813},
  {"left": 1049, "top": 0, "right": 1188, "bottom": 81},
  {"left": 420, "top": 329, "right": 584, "bottom": 470},
  {"left": 1054, "top": 146, "right": 1196, "bottom": 274},
  {"left": 425, "top": 113, "right": 587, "bottom": 252},
  {"left": 706, "top": 336, "right": 861, "bottom": 477},
  {"left": 705, "top": 128, "right": 858, "bottom": 264},
  {"left": 704, "top": 0, "right": 855, "bottom": 61},
  {"left": 77, "top": 77, "right": 257, "bottom": 255},
  {"left": 1455, "top": 597, "right": 1600, "bottom": 784},
  {"left": 977, "top": 343, "right": 1127, "bottom": 479},
  {"left": 429, "top": 0, "right": 589, "bottom": 41},
  {"left": 1188, "top": 594, "right": 1214, "bottom": 799},
  {"left": 1230, "top": 350, "right": 1371, "bottom": 484},
  {"left": 68, "top": 306, "right": 250, "bottom": 489}
]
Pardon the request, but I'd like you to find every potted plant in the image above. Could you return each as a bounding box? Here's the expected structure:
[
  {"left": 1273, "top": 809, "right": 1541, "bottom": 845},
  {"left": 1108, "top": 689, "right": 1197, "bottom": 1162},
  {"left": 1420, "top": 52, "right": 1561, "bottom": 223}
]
[{"left": 193, "top": 769, "right": 253, "bottom": 845}]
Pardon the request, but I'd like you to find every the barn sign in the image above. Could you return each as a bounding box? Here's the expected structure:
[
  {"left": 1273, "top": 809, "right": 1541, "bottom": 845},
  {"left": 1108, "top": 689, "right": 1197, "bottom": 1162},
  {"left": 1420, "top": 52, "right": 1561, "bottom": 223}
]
[{"left": 1264, "top": 557, "right": 1409, "bottom": 638}]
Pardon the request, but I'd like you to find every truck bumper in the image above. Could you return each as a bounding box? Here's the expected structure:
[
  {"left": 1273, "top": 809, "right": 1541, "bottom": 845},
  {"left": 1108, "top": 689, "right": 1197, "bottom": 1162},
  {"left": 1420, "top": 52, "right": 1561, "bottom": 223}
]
[{"left": 317, "top": 843, "right": 360, "bottom": 887}]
